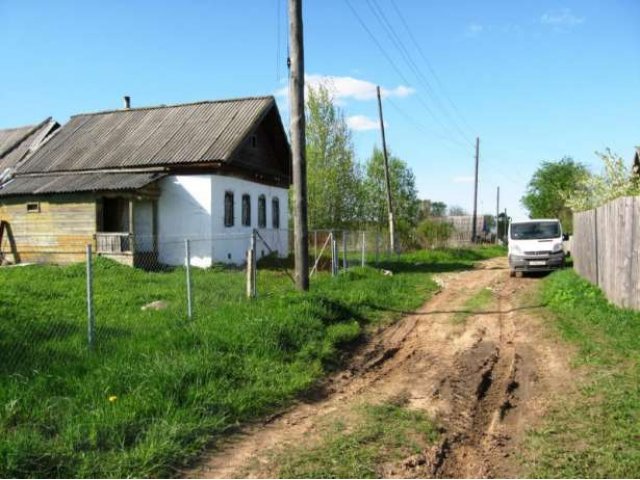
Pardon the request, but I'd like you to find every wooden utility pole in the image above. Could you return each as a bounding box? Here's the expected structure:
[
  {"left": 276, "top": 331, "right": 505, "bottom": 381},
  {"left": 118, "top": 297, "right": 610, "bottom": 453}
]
[
  {"left": 288, "top": 0, "right": 309, "bottom": 290},
  {"left": 376, "top": 86, "right": 395, "bottom": 253},
  {"left": 496, "top": 186, "right": 500, "bottom": 243},
  {"left": 472, "top": 137, "right": 480, "bottom": 243}
]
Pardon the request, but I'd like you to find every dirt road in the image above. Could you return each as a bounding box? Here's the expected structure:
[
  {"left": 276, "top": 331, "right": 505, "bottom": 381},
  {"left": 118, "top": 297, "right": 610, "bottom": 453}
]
[{"left": 187, "top": 257, "right": 572, "bottom": 478}]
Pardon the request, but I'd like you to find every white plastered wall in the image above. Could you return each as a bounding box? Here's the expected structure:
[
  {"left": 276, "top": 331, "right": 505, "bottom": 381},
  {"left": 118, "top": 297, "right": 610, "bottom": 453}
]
[
  {"left": 157, "top": 175, "right": 213, "bottom": 267},
  {"left": 210, "top": 175, "right": 289, "bottom": 264},
  {"left": 156, "top": 174, "right": 289, "bottom": 267}
]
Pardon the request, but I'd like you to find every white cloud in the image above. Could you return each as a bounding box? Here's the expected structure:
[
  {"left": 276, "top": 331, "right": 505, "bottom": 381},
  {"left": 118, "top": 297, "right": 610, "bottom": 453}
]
[
  {"left": 466, "top": 23, "right": 484, "bottom": 37},
  {"left": 275, "top": 74, "right": 414, "bottom": 102},
  {"left": 540, "top": 8, "right": 584, "bottom": 27},
  {"left": 346, "top": 115, "right": 379, "bottom": 131},
  {"left": 452, "top": 176, "right": 475, "bottom": 184}
]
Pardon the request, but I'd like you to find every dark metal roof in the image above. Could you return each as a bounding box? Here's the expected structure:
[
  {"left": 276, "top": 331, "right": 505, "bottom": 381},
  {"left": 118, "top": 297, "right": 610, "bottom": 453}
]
[
  {"left": 0, "top": 172, "right": 164, "bottom": 197},
  {"left": 0, "top": 118, "right": 57, "bottom": 172},
  {"left": 19, "top": 97, "right": 277, "bottom": 174}
]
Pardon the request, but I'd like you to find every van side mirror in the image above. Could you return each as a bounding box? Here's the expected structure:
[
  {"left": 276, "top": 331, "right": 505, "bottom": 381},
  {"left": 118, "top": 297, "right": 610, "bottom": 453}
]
[{"left": 562, "top": 233, "right": 569, "bottom": 241}]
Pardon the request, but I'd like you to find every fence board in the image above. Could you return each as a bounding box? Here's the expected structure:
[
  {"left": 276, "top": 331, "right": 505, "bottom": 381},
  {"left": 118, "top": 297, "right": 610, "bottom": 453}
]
[
  {"left": 572, "top": 196, "right": 640, "bottom": 310},
  {"left": 632, "top": 197, "right": 640, "bottom": 309}
]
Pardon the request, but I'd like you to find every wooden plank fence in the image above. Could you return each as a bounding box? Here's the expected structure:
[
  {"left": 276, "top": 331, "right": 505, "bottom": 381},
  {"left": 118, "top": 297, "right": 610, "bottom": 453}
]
[{"left": 573, "top": 196, "right": 640, "bottom": 309}]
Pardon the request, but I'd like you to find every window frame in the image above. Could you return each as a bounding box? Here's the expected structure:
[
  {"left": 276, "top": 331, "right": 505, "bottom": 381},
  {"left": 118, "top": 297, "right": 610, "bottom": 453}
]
[
  {"left": 224, "top": 191, "right": 235, "bottom": 227},
  {"left": 258, "top": 194, "right": 267, "bottom": 229},
  {"left": 272, "top": 197, "right": 280, "bottom": 229},
  {"left": 241, "top": 193, "right": 251, "bottom": 227}
]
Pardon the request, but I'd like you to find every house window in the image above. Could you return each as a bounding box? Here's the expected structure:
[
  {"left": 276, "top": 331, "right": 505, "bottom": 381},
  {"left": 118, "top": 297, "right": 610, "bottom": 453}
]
[
  {"left": 26, "top": 202, "right": 40, "bottom": 213},
  {"left": 272, "top": 197, "right": 280, "bottom": 229},
  {"left": 258, "top": 194, "right": 266, "bottom": 228},
  {"left": 242, "top": 194, "right": 251, "bottom": 226},
  {"left": 224, "top": 191, "right": 234, "bottom": 227}
]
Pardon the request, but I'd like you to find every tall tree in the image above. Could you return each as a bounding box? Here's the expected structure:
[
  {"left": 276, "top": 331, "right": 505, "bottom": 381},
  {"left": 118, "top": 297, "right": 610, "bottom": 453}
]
[
  {"left": 305, "top": 85, "right": 361, "bottom": 229},
  {"left": 521, "top": 157, "right": 589, "bottom": 233},
  {"left": 448, "top": 205, "right": 467, "bottom": 216},
  {"left": 417, "top": 200, "right": 446, "bottom": 220},
  {"left": 363, "top": 147, "right": 419, "bottom": 246},
  {"left": 430, "top": 201, "right": 447, "bottom": 217}
]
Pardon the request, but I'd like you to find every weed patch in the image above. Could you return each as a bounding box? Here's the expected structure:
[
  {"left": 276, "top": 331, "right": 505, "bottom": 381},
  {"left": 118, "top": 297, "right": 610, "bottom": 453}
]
[
  {"left": 276, "top": 400, "right": 439, "bottom": 478},
  {"left": 453, "top": 287, "right": 494, "bottom": 324}
]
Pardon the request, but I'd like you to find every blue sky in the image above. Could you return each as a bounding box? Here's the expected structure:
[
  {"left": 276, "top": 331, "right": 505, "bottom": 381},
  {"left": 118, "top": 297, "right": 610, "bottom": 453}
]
[{"left": 1, "top": 0, "right": 639, "bottom": 220}]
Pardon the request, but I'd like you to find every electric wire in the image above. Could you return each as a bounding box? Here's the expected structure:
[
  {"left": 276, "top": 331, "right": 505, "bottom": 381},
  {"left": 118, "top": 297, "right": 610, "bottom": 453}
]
[
  {"left": 388, "top": 0, "right": 477, "bottom": 136},
  {"left": 342, "top": 0, "right": 472, "bottom": 149},
  {"left": 366, "top": 0, "right": 475, "bottom": 148}
]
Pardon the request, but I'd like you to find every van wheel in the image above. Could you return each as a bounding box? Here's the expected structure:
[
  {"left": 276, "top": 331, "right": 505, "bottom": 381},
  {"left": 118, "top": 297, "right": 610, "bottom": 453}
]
[
  {"left": 516, "top": 271, "right": 524, "bottom": 278},
  {"left": 509, "top": 270, "right": 516, "bottom": 278}
]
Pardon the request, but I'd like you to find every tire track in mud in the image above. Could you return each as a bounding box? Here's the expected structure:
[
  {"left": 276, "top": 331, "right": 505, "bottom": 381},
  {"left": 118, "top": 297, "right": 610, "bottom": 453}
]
[
  {"left": 186, "top": 258, "right": 572, "bottom": 479},
  {"left": 430, "top": 282, "right": 523, "bottom": 478}
]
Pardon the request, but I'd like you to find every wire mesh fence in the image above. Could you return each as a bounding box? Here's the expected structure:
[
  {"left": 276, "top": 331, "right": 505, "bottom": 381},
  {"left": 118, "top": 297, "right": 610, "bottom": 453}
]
[{"left": 0, "top": 227, "right": 487, "bottom": 363}]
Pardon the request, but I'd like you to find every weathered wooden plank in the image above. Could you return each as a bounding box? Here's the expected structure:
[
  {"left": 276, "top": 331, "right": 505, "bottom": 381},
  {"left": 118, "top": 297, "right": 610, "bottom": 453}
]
[
  {"left": 632, "top": 197, "right": 640, "bottom": 309},
  {"left": 573, "top": 197, "right": 640, "bottom": 310},
  {"left": 0, "top": 194, "right": 96, "bottom": 264}
]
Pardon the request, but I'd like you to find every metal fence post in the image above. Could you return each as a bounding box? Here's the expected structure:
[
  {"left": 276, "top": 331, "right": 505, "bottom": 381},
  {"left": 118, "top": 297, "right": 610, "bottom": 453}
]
[
  {"left": 342, "top": 230, "right": 347, "bottom": 270},
  {"left": 247, "top": 230, "right": 257, "bottom": 298},
  {"left": 331, "top": 232, "right": 338, "bottom": 277},
  {"left": 246, "top": 247, "right": 255, "bottom": 298},
  {"left": 86, "top": 244, "right": 95, "bottom": 349},
  {"left": 361, "top": 231, "right": 366, "bottom": 267},
  {"left": 314, "top": 230, "right": 318, "bottom": 260},
  {"left": 185, "top": 239, "right": 193, "bottom": 319}
]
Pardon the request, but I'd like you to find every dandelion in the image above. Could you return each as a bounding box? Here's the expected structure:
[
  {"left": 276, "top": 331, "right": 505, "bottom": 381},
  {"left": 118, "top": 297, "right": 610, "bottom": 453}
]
[{"left": 108, "top": 395, "right": 118, "bottom": 403}]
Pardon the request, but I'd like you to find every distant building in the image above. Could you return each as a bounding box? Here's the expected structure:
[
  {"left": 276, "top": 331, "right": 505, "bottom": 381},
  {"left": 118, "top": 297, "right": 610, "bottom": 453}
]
[{"left": 0, "top": 96, "right": 291, "bottom": 266}]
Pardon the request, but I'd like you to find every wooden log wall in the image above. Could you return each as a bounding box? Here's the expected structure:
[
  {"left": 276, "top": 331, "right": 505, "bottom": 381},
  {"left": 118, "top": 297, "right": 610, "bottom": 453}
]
[
  {"left": 573, "top": 196, "right": 640, "bottom": 309},
  {"left": 0, "top": 194, "right": 96, "bottom": 264}
]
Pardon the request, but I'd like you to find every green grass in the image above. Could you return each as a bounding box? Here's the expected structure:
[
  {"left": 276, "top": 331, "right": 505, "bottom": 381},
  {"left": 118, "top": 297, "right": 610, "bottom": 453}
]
[
  {"left": 453, "top": 287, "right": 494, "bottom": 324},
  {"left": 0, "top": 246, "right": 504, "bottom": 478},
  {"left": 276, "top": 400, "right": 440, "bottom": 478},
  {"left": 525, "top": 269, "right": 640, "bottom": 478}
]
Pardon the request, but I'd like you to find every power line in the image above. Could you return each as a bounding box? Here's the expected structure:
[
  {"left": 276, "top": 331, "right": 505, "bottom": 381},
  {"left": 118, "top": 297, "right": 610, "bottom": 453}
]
[
  {"left": 365, "top": 0, "right": 475, "bottom": 148},
  {"left": 343, "top": 1, "right": 531, "bottom": 202},
  {"left": 388, "top": 0, "right": 477, "bottom": 136},
  {"left": 342, "top": 0, "right": 473, "bottom": 149},
  {"left": 386, "top": 98, "right": 471, "bottom": 152}
]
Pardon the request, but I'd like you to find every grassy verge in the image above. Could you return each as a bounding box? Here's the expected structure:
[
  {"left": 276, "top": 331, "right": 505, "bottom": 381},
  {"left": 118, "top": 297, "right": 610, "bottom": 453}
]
[
  {"left": 453, "top": 287, "right": 494, "bottom": 324},
  {"left": 276, "top": 399, "right": 439, "bottom": 478},
  {"left": 525, "top": 269, "right": 640, "bottom": 478},
  {"left": 0, "top": 246, "right": 503, "bottom": 478}
]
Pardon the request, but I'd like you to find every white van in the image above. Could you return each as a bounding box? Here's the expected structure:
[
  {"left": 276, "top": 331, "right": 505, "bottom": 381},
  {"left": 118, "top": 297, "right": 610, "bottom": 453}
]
[{"left": 508, "top": 219, "right": 566, "bottom": 277}]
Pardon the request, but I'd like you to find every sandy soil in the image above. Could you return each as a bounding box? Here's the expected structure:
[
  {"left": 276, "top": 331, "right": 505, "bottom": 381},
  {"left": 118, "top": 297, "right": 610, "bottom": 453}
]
[{"left": 185, "top": 257, "right": 573, "bottom": 478}]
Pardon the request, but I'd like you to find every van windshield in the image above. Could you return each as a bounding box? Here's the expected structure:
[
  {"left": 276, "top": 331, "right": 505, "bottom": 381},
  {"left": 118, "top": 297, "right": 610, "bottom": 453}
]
[{"left": 510, "top": 222, "right": 560, "bottom": 240}]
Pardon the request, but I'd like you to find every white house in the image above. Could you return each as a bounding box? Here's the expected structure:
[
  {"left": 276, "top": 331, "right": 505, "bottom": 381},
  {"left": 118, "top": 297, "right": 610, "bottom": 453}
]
[{"left": 0, "top": 96, "right": 291, "bottom": 267}]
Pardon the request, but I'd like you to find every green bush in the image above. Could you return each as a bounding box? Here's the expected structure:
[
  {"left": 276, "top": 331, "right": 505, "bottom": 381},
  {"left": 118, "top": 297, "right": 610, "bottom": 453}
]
[{"left": 416, "top": 219, "right": 454, "bottom": 248}]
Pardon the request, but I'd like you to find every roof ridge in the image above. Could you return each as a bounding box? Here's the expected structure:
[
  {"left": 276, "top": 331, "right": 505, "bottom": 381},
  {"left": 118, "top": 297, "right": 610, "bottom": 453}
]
[
  {"left": 71, "top": 95, "right": 275, "bottom": 118},
  {"left": 0, "top": 118, "right": 51, "bottom": 133}
]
